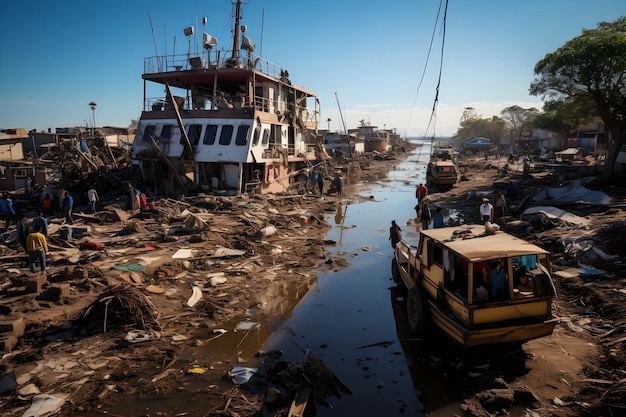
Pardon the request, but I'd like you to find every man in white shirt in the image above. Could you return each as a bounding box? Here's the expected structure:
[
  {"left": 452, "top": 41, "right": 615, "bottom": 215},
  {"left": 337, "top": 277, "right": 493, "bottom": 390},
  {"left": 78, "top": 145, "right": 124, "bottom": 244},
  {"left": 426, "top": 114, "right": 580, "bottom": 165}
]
[
  {"left": 87, "top": 187, "right": 99, "bottom": 214},
  {"left": 479, "top": 197, "right": 494, "bottom": 222}
]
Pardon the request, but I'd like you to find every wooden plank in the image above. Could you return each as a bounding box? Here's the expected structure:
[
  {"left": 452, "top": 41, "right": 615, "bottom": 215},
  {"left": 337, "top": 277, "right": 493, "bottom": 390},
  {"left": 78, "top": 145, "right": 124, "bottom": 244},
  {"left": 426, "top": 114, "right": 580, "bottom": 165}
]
[
  {"left": 304, "top": 350, "right": 352, "bottom": 394},
  {"left": 287, "top": 385, "right": 311, "bottom": 417}
]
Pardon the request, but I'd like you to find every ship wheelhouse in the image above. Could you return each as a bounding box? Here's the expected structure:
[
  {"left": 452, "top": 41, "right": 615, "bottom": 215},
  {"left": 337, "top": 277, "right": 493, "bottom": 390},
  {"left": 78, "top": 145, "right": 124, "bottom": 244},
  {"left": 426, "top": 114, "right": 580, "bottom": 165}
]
[{"left": 131, "top": 0, "right": 326, "bottom": 196}]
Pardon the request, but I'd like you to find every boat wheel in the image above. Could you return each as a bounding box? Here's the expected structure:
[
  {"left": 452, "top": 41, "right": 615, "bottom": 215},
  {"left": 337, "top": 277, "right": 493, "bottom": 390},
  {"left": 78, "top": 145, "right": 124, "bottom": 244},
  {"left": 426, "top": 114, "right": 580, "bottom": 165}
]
[{"left": 406, "top": 287, "right": 424, "bottom": 334}]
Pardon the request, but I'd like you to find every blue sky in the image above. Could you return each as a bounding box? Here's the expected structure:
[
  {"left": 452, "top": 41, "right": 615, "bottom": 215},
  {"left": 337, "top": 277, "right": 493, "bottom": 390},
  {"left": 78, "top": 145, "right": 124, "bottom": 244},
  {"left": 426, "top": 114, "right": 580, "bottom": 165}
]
[{"left": 0, "top": 0, "right": 623, "bottom": 137}]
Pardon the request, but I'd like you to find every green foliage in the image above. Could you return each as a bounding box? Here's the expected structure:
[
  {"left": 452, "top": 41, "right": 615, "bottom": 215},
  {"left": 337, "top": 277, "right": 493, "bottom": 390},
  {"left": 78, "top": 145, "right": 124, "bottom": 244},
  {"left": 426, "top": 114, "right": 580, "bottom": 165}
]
[
  {"left": 530, "top": 16, "right": 626, "bottom": 182},
  {"left": 501, "top": 105, "right": 539, "bottom": 140}
]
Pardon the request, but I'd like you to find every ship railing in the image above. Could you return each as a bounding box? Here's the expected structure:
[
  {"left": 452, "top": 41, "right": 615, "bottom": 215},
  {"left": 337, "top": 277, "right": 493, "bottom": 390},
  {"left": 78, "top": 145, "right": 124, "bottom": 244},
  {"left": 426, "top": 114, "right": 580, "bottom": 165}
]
[
  {"left": 144, "top": 51, "right": 284, "bottom": 80},
  {"left": 145, "top": 95, "right": 319, "bottom": 126}
]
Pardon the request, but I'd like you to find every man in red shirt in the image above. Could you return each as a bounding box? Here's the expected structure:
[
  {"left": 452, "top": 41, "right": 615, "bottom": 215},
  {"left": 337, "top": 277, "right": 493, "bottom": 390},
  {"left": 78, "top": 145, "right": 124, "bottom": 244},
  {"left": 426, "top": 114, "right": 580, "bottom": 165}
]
[{"left": 415, "top": 183, "right": 428, "bottom": 202}]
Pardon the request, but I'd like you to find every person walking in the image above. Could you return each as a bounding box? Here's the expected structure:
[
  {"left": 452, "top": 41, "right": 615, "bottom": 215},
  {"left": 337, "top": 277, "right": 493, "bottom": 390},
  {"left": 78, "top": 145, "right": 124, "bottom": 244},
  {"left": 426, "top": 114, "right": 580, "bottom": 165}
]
[
  {"left": 415, "top": 183, "right": 428, "bottom": 202},
  {"left": 41, "top": 193, "right": 52, "bottom": 216},
  {"left": 420, "top": 200, "right": 432, "bottom": 230},
  {"left": 62, "top": 191, "right": 74, "bottom": 225},
  {"left": 87, "top": 186, "right": 100, "bottom": 214},
  {"left": 479, "top": 197, "right": 494, "bottom": 222},
  {"left": 26, "top": 225, "right": 49, "bottom": 273},
  {"left": 333, "top": 173, "right": 343, "bottom": 196},
  {"left": 317, "top": 173, "right": 324, "bottom": 195},
  {"left": 389, "top": 220, "right": 402, "bottom": 249}
]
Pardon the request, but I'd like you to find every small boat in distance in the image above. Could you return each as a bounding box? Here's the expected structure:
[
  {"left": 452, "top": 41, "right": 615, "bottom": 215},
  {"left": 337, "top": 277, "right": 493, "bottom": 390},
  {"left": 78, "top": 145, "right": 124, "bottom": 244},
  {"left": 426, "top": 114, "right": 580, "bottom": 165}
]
[
  {"left": 130, "top": 0, "right": 327, "bottom": 196},
  {"left": 426, "top": 144, "right": 459, "bottom": 186}
]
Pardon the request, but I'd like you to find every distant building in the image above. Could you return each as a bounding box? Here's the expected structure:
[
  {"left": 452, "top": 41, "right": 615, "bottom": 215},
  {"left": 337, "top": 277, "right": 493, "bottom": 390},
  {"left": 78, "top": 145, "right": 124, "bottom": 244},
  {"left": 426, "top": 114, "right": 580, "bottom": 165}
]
[
  {"left": 0, "top": 128, "right": 30, "bottom": 191},
  {"left": 0, "top": 128, "right": 27, "bottom": 160}
]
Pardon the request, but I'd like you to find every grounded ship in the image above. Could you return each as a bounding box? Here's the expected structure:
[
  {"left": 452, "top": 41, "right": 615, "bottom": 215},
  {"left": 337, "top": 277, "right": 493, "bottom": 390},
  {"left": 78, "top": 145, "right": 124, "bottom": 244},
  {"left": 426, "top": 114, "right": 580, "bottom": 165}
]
[
  {"left": 349, "top": 120, "right": 392, "bottom": 153},
  {"left": 130, "top": 0, "right": 328, "bottom": 196}
]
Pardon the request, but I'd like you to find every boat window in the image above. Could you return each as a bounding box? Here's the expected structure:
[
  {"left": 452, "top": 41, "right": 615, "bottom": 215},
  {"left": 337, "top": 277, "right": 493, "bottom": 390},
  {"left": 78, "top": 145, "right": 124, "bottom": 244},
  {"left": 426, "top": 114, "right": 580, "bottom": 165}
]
[
  {"left": 161, "top": 125, "right": 173, "bottom": 139},
  {"left": 252, "top": 126, "right": 261, "bottom": 146},
  {"left": 203, "top": 124, "right": 218, "bottom": 144},
  {"left": 143, "top": 125, "right": 156, "bottom": 142},
  {"left": 432, "top": 244, "right": 443, "bottom": 267},
  {"left": 235, "top": 125, "right": 250, "bottom": 146},
  {"left": 185, "top": 124, "right": 203, "bottom": 145},
  {"left": 219, "top": 125, "right": 234, "bottom": 145},
  {"left": 261, "top": 129, "right": 270, "bottom": 146}
]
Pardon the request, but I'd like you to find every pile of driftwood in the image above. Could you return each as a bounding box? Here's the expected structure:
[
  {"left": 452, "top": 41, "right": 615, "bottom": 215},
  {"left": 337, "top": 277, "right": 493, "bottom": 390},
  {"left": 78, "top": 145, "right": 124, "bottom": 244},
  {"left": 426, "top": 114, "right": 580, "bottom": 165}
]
[
  {"left": 206, "top": 349, "right": 351, "bottom": 417},
  {"left": 76, "top": 284, "right": 161, "bottom": 335}
]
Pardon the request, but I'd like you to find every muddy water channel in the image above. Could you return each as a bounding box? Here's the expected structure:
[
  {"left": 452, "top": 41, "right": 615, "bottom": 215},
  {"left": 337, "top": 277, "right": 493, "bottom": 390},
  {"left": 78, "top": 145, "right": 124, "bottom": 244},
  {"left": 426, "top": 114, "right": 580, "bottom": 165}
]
[{"left": 261, "top": 143, "right": 477, "bottom": 416}]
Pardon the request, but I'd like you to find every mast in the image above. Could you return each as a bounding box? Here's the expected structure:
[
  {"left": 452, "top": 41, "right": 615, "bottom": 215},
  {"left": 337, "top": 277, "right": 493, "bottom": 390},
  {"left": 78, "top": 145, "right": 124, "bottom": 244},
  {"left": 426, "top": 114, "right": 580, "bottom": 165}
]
[
  {"left": 335, "top": 92, "right": 352, "bottom": 156},
  {"left": 232, "top": 0, "right": 242, "bottom": 60}
]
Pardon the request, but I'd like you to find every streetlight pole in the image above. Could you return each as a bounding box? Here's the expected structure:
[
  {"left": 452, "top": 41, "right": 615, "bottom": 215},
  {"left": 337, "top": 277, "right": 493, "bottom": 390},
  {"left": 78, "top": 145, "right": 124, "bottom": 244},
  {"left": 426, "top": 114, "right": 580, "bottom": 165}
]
[{"left": 89, "top": 101, "right": 97, "bottom": 136}]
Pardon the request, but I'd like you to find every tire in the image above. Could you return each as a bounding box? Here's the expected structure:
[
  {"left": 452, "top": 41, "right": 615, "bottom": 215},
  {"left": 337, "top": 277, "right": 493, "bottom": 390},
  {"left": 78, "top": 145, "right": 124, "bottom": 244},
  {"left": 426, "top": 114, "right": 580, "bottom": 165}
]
[
  {"left": 406, "top": 287, "right": 425, "bottom": 334},
  {"left": 391, "top": 258, "right": 401, "bottom": 284}
]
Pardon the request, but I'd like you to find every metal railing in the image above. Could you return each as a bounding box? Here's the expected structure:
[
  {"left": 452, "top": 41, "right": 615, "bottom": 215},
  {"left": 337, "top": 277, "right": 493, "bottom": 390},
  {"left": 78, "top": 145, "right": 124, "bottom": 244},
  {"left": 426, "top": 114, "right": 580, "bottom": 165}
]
[{"left": 143, "top": 50, "right": 283, "bottom": 80}]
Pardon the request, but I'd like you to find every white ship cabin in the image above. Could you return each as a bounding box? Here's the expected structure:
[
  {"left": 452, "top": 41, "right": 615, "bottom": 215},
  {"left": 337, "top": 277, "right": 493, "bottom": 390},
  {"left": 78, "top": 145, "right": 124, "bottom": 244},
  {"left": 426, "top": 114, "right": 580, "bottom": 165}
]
[{"left": 131, "top": 7, "right": 326, "bottom": 196}]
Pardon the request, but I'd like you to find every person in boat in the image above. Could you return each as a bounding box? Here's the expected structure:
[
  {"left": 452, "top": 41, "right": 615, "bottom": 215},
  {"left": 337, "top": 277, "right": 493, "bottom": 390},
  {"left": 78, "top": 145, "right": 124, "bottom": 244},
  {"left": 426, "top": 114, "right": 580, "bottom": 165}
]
[
  {"left": 415, "top": 183, "right": 428, "bottom": 202},
  {"left": 389, "top": 220, "right": 402, "bottom": 249},
  {"left": 490, "top": 259, "right": 508, "bottom": 300},
  {"left": 473, "top": 261, "right": 491, "bottom": 300},
  {"left": 479, "top": 197, "right": 494, "bottom": 222},
  {"left": 432, "top": 206, "right": 444, "bottom": 228}
]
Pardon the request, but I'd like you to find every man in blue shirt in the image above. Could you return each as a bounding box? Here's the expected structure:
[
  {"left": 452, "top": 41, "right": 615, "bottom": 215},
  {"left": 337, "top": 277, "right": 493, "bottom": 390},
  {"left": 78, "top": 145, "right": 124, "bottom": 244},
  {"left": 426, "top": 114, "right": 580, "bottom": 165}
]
[
  {"left": 31, "top": 211, "right": 49, "bottom": 237},
  {"left": 62, "top": 191, "right": 74, "bottom": 225},
  {"left": 490, "top": 259, "right": 508, "bottom": 300},
  {"left": 0, "top": 192, "right": 15, "bottom": 231}
]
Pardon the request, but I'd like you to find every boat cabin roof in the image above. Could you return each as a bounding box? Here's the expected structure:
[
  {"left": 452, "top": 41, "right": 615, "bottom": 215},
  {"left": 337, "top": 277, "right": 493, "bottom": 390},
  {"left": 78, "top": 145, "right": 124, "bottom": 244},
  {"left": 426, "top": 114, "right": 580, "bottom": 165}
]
[{"left": 419, "top": 224, "right": 549, "bottom": 262}]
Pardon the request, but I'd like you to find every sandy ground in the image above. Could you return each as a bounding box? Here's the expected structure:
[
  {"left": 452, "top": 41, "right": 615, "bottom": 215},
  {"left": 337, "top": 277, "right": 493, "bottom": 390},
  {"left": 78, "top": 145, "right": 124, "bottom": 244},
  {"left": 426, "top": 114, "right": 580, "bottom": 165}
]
[{"left": 1, "top": 146, "right": 624, "bottom": 417}]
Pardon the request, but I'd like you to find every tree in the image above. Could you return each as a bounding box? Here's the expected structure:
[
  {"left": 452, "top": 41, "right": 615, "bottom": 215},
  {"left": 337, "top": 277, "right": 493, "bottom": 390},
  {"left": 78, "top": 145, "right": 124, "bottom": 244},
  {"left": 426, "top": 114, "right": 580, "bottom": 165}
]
[
  {"left": 530, "top": 17, "right": 626, "bottom": 183},
  {"left": 500, "top": 105, "right": 539, "bottom": 144},
  {"left": 454, "top": 107, "right": 506, "bottom": 144},
  {"left": 531, "top": 98, "right": 599, "bottom": 144}
]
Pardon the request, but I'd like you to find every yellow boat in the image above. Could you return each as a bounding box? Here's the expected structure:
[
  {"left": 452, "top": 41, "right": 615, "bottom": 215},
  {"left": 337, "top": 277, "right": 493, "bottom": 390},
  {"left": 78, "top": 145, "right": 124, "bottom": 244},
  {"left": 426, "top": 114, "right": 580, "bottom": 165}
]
[{"left": 392, "top": 224, "right": 557, "bottom": 347}]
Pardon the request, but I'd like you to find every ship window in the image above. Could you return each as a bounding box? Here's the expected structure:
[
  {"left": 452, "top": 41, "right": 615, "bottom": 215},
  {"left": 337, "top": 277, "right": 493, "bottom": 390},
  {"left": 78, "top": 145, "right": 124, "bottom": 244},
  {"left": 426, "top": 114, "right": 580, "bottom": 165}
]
[
  {"left": 252, "top": 126, "right": 261, "bottom": 146},
  {"left": 261, "top": 129, "right": 270, "bottom": 146},
  {"left": 219, "top": 125, "right": 234, "bottom": 145},
  {"left": 432, "top": 244, "right": 443, "bottom": 267},
  {"left": 185, "top": 124, "right": 202, "bottom": 145},
  {"left": 203, "top": 124, "right": 218, "bottom": 144},
  {"left": 235, "top": 125, "right": 250, "bottom": 146},
  {"left": 143, "top": 125, "right": 156, "bottom": 142},
  {"left": 161, "top": 125, "right": 173, "bottom": 139}
]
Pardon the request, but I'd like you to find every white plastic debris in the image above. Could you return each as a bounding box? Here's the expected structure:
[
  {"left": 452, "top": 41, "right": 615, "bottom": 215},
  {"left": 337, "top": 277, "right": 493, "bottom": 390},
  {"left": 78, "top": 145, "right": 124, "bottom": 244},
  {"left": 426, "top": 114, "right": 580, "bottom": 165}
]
[
  {"left": 187, "top": 286, "right": 203, "bottom": 307},
  {"left": 22, "top": 393, "right": 69, "bottom": 417},
  {"left": 228, "top": 367, "right": 258, "bottom": 384}
]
